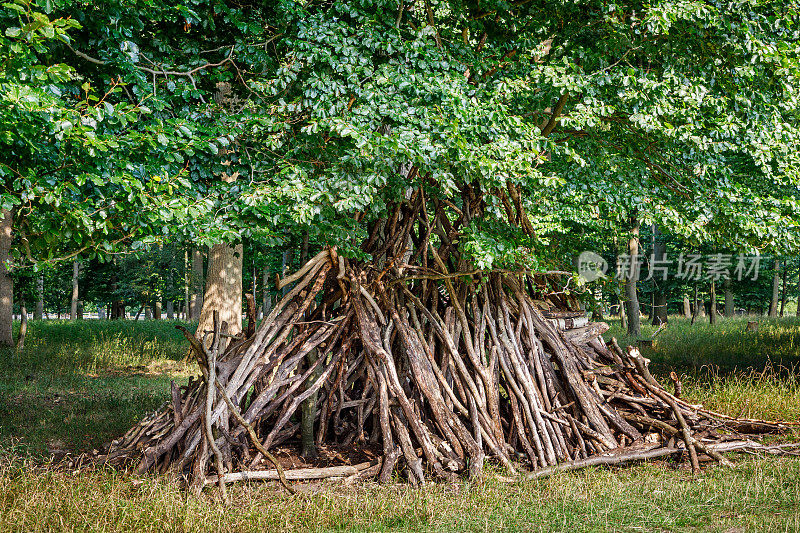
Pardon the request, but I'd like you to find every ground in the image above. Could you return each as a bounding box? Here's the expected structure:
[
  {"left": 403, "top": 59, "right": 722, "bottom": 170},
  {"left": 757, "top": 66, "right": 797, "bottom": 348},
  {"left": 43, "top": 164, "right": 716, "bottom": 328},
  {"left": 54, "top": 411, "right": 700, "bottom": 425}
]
[{"left": 0, "top": 316, "right": 798, "bottom": 532}]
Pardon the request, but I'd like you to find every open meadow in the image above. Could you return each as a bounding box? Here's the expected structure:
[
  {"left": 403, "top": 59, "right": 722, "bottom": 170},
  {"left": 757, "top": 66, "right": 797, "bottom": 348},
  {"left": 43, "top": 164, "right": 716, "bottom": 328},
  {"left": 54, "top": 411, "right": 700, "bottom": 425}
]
[{"left": 0, "top": 317, "right": 798, "bottom": 532}]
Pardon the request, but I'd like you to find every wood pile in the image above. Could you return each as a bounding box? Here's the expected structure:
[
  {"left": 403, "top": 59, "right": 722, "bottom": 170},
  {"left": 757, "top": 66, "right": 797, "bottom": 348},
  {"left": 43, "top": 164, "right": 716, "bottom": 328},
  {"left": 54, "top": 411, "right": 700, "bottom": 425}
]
[{"left": 96, "top": 193, "right": 796, "bottom": 495}]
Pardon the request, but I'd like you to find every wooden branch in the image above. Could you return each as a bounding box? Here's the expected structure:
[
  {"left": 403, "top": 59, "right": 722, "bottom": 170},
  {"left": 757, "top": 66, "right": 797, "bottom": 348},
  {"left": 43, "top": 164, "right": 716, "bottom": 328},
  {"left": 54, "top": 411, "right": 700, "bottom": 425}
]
[
  {"left": 205, "top": 461, "right": 376, "bottom": 485},
  {"left": 526, "top": 446, "right": 681, "bottom": 479}
]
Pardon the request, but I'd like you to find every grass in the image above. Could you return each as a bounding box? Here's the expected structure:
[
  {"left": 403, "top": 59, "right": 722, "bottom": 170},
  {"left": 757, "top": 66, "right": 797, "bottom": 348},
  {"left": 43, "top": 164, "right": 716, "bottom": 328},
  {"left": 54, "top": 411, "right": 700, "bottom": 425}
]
[
  {"left": 0, "top": 317, "right": 798, "bottom": 531},
  {"left": 0, "top": 320, "right": 194, "bottom": 455}
]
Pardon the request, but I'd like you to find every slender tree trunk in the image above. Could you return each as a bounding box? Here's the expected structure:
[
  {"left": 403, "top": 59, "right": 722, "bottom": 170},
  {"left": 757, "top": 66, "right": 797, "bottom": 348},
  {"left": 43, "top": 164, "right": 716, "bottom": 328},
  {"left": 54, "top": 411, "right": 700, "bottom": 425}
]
[
  {"left": 35, "top": 274, "right": 44, "bottom": 320},
  {"left": 691, "top": 284, "right": 699, "bottom": 325},
  {"left": 709, "top": 281, "right": 717, "bottom": 325},
  {"left": 651, "top": 226, "right": 668, "bottom": 325},
  {"left": 625, "top": 218, "right": 641, "bottom": 337},
  {"left": 780, "top": 265, "right": 787, "bottom": 317},
  {"left": 196, "top": 243, "right": 243, "bottom": 343},
  {"left": 190, "top": 248, "right": 204, "bottom": 321},
  {"left": 301, "top": 348, "right": 321, "bottom": 459},
  {"left": 280, "top": 249, "right": 294, "bottom": 297},
  {"left": 683, "top": 294, "right": 692, "bottom": 318},
  {"left": 796, "top": 259, "right": 800, "bottom": 317},
  {"left": 134, "top": 305, "right": 144, "bottom": 321},
  {"left": 262, "top": 265, "right": 271, "bottom": 319},
  {"left": 16, "top": 298, "right": 26, "bottom": 352},
  {"left": 298, "top": 232, "right": 320, "bottom": 458},
  {"left": 0, "top": 209, "right": 12, "bottom": 346},
  {"left": 183, "top": 248, "right": 190, "bottom": 320},
  {"left": 591, "top": 285, "right": 604, "bottom": 321},
  {"left": 724, "top": 277, "right": 734, "bottom": 317},
  {"left": 769, "top": 258, "right": 781, "bottom": 317},
  {"left": 70, "top": 260, "right": 80, "bottom": 321}
]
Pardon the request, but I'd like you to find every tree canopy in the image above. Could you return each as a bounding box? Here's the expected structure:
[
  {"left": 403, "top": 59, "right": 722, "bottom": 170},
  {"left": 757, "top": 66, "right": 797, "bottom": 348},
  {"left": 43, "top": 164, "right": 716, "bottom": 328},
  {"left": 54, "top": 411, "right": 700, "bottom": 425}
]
[{"left": 1, "top": 0, "right": 799, "bottom": 270}]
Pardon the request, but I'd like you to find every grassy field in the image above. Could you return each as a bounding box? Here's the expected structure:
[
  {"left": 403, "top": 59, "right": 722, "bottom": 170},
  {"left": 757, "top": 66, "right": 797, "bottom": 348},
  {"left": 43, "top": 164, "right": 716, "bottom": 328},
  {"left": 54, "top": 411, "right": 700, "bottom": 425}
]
[{"left": 0, "top": 317, "right": 798, "bottom": 532}]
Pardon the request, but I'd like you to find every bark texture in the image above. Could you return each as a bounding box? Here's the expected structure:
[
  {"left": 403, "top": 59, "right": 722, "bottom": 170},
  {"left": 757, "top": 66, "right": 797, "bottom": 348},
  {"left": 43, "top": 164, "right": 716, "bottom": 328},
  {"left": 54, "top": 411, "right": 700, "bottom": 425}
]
[
  {"left": 70, "top": 260, "right": 80, "bottom": 321},
  {"left": 624, "top": 219, "right": 641, "bottom": 336},
  {"left": 0, "top": 209, "right": 13, "bottom": 346},
  {"left": 196, "top": 243, "right": 243, "bottom": 342}
]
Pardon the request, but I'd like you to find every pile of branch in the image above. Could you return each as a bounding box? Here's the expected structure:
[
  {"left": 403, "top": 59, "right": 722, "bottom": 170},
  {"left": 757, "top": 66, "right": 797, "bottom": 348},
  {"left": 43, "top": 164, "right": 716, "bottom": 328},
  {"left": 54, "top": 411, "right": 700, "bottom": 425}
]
[{"left": 97, "top": 191, "right": 796, "bottom": 492}]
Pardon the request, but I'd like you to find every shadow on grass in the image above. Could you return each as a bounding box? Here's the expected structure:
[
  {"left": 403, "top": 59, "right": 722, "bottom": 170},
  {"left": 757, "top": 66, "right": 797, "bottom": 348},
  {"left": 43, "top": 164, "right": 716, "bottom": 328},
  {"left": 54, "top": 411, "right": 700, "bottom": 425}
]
[{"left": 0, "top": 320, "right": 197, "bottom": 456}]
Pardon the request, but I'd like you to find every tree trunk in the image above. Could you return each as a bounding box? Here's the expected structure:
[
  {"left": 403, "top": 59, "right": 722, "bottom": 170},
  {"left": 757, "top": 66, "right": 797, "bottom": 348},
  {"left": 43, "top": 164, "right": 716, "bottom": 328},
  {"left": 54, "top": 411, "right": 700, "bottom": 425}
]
[
  {"left": 35, "top": 274, "right": 44, "bottom": 320},
  {"left": 0, "top": 209, "right": 14, "bottom": 346},
  {"left": 796, "top": 259, "right": 800, "bottom": 317},
  {"left": 70, "top": 260, "right": 80, "bottom": 321},
  {"left": 301, "top": 348, "right": 321, "bottom": 459},
  {"left": 780, "top": 265, "right": 787, "bottom": 317},
  {"left": 190, "top": 248, "right": 204, "bottom": 321},
  {"left": 709, "top": 281, "right": 717, "bottom": 325},
  {"left": 624, "top": 218, "right": 641, "bottom": 337},
  {"left": 262, "top": 265, "right": 271, "bottom": 319},
  {"left": 769, "top": 258, "right": 781, "bottom": 317},
  {"left": 298, "top": 233, "right": 319, "bottom": 458},
  {"left": 591, "top": 285, "right": 604, "bottom": 321},
  {"left": 145, "top": 306, "right": 152, "bottom": 320},
  {"left": 166, "top": 301, "right": 174, "bottom": 320},
  {"left": 724, "top": 277, "right": 734, "bottom": 317},
  {"left": 184, "top": 249, "right": 190, "bottom": 320},
  {"left": 650, "top": 226, "right": 668, "bottom": 326},
  {"left": 683, "top": 294, "right": 691, "bottom": 318},
  {"left": 154, "top": 300, "right": 162, "bottom": 320},
  {"left": 196, "top": 243, "right": 243, "bottom": 343},
  {"left": 16, "top": 298, "right": 26, "bottom": 352},
  {"left": 691, "top": 284, "right": 699, "bottom": 325}
]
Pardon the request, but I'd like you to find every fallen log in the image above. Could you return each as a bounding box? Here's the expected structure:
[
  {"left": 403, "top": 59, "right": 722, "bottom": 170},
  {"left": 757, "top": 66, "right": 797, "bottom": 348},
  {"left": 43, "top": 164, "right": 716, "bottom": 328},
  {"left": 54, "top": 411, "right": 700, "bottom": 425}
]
[{"left": 205, "top": 461, "right": 376, "bottom": 485}]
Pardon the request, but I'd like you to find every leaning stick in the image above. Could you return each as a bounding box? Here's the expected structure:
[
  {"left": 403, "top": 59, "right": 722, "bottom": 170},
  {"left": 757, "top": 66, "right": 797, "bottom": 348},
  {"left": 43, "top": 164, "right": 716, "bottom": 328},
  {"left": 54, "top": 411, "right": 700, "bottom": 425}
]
[
  {"left": 526, "top": 446, "right": 681, "bottom": 479},
  {"left": 213, "top": 378, "right": 296, "bottom": 494},
  {"left": 205, "top": 313, "right": 229, "bottom": 502}
]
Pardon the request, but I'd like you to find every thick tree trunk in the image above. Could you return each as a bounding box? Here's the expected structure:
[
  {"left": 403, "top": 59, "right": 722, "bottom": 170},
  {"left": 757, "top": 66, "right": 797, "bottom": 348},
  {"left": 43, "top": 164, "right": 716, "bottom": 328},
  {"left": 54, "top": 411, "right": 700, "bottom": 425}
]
[
  {"left": 624, "top": 218, "right": 641, "bottom": 337},
  {"left": 683, "top": 294, "right": 691, "bottom": 318},
  {"left": 145, "top": 306, "right": 152, "bottom": 320},
  {"left": 196, "top": 243, "right": 243, "bottom": 343},
  {"left": 166, "top": 301, "right": 174, "bottom": 320},
  {"left": 70, "top": 260, "right": 80, "bottom": 321},
  {"left": 0, "top": 209, "right": 14, "bottom": 346},
  {"left": 769, "top": 258, "right": 781, "bottom": 317},
  {"left": 709, "top": 281, "right": 717, "bottom": 325},
  {"left": 724, "top": 277, "right": 734, "bottom": 317},
  {"left": 190, "top": 248, "right": 204, "bottom": 321}
]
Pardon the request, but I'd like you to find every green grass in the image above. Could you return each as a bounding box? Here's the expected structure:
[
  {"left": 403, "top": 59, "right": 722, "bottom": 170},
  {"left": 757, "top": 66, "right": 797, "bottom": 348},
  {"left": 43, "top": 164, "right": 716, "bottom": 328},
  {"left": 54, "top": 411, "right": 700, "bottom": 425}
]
[
  {"left": 0, "top": 320, "right": 194, "bottom": 455},
  {"left": 0, "top": 317, "right": 798, "bottom": 532}
]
